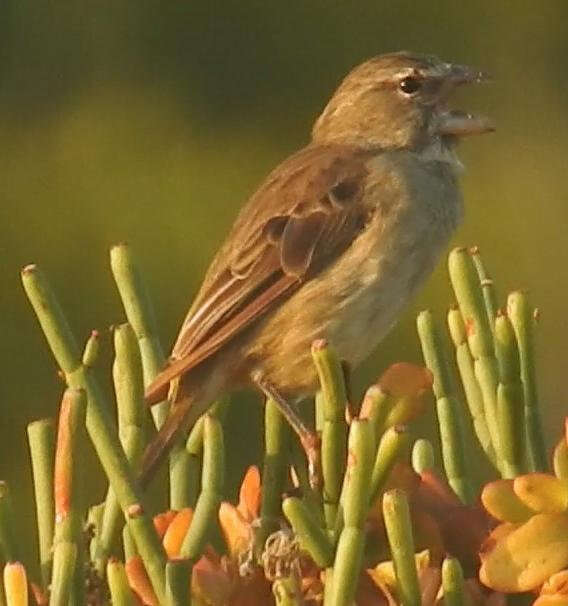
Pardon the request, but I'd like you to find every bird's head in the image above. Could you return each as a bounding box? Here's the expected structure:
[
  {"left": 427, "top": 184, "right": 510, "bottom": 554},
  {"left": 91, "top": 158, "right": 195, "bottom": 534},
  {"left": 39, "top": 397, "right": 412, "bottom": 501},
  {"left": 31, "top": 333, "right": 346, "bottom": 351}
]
[{"left": 312, "top": 52, "right": 493, "bottom": 151}]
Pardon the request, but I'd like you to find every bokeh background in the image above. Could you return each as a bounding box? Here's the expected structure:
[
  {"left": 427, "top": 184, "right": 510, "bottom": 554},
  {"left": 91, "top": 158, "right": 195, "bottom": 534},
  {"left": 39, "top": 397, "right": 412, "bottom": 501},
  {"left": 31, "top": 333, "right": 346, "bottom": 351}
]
[{"left": 2, "top": 1, "right": 568, "bottom": 571}]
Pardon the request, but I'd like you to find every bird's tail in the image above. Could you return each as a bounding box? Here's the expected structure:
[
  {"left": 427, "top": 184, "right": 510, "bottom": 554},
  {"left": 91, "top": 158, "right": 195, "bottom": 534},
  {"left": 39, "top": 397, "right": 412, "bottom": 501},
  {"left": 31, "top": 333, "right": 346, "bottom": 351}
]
[{"left": 137, "top": 391, "right": 212, "bottom": 488}]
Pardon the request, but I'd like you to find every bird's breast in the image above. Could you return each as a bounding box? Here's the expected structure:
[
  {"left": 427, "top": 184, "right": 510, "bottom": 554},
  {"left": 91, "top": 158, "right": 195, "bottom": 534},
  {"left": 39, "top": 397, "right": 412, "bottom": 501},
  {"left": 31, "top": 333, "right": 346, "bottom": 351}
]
[{"left": 245, "top": 152, "right": 463, "bottom": 400}]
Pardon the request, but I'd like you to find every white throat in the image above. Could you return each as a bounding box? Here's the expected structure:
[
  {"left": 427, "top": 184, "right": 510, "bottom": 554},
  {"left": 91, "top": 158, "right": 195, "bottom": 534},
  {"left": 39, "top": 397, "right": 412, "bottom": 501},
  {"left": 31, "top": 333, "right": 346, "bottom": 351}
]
[{"left": 417, "top": 138, "right": 464, "bottom": 173}]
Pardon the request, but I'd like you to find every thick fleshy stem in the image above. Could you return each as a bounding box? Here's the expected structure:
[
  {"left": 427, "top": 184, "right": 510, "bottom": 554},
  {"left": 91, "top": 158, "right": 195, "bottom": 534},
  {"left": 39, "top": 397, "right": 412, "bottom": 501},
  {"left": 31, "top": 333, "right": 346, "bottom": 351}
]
[
  {"left": 27, "top": 419, "right": 55, "bottom": 588},
  {"left": 122, "top": 526, "right": 137, "bottom": 560},
  {"left": 369, "top": 426, "right": 410, "bottom": 505},
  {"left": 51, "top": 388, "right": 87, "bottom": 606},
  {"left": 95, "top": 324, "right": 147, "bottom": 574},
  {"left": 282, "top": 497, "right": 333, "bottom": 568},
  {"left": 383, "top": 489, "right": 421, "bottom": 606},
  {"left": 87, "top": 504, "right": 105, "bottom": 561},
  {"left": 470, "top": 247, "right": 498, "bottom": 327},
  {"left": 328, "top": 419, "right": 374, "bottom": 606},
  {"left": 110, "top": 245, "right": 196, "bottom": 505},
  {"left": 179, "top": 415, "right": 224, "bottom": 560},
  {"left": 442, "top": 556, "right": 466, "bottom": 606},
  {"left": 0, "top": 483, "right": 18, "bottom": 563},
  {"left": 165, "top": 559, "right": 191, "bottom": 606},
  {"left": 110, "top": 243, "right": 169, "bottom": 427},
  {"left": 411, "top": 439, "right": 435, "bottom": 474},
  {"left": 447, "top": 307, "right": 496, "bottom": 467},
  {"left": 107, "top": 559, "right": 136, "bottom": 606},
  {"left": 180, "top": 397, "right": 230, "bottom": 509},
  {"left": 21, "top": 265, "right": 167, "bottom": 602},
  {"left": 417, "top": 310, "right": 474, "bottom": 503},
  {"left": 448, "top": 248, "right": 502, "bottom": 470},
  {"left": 81, "top": 329, "right": 100, "bottom": 368},
  {"left": 311, "top": 340, "right": 348, "bottom": 531},
  {"left": 257, "top": 399, "right": 291, "bottom": 555},
  {"left": 554, "top": 422, "right": 568, "bottom": 480},
  {"left": 358, "top": 384, "right": 392, "bottom": 444},
  {"left": 507, "top": 291, "right": 547, "bottom": 472},
  {"left": 273, "top": 573, "right": 303, "bottom": 606},
  {"left": 494, "top": 312, "right": 526, "bottom": 477}
]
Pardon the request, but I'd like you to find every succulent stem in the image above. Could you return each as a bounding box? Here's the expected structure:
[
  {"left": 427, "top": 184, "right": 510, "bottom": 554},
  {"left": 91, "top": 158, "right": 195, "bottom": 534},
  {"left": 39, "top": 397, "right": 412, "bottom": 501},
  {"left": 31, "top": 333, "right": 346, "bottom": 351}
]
[
  {"left": 312, "top": 340, "right": 348, "bottom": 531},
  {"left": 411, "top": 438, "right": 435, "bottom": 474},
  {"left": 27, "top": 419, "right": 55, "bottom": 588},
  {"left": 165, "top": 559, "right": 191, "bottom": 606},
  {"left": 447, "top": 307, "right": 496, "bottom": 466},
  {"left": 95, "top": 324, "right": 147, "bottom": 573},
  {"left": 52, "top": 388, "right": 87, "bottom": 606},
  {"left": 448, "top": 248, "right": 502, "bottom": 471},
  {"left": 179, "top": 415, "right": 224, "bottom": 560},
  {"left": 442, "top": 556, "right": 465, "bottom": 606},
  {"left": 21, "top": 265, "right": 167, "bottom": 602},
  {"left": 107, "top": 559, "right": 136, "bottom": 606},
  {"left": 494, "top": 312, "right": 526, "bottom": 477},
  {"left": 329, "top": 419, "right": 374, "bottom": 606},
  {"left": 258, "top": 398, "right": 291, "bottom": 554},
  {"left": 110, "top": 244, "right": 169, "bottom": 428},
  {"left": 382, "top": 489, "right": 421, "bottom": 606},
  {"left": 417, "top": 310, "right": 474, "bottom": 503},
  {"left": 507, "top": 291, "right": 547, "bottom": 472}
]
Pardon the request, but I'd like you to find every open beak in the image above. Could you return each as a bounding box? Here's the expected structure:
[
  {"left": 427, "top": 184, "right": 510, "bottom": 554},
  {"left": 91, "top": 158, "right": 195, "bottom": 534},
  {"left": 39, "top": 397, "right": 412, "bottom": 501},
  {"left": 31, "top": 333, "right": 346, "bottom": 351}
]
[
  {"left": 437, "top": 110, "right": 495, "bottom": 136},
  {"left": 436, "top": 63, "right": 495, "bottom": 137}
]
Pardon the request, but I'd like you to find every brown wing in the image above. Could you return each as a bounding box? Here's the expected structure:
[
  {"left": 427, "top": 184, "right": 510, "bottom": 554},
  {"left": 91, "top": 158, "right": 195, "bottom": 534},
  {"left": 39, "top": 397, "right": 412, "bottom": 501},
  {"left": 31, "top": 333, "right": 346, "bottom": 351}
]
[{"left": 145, "top": 144, "right": 371, "bottom": 404}]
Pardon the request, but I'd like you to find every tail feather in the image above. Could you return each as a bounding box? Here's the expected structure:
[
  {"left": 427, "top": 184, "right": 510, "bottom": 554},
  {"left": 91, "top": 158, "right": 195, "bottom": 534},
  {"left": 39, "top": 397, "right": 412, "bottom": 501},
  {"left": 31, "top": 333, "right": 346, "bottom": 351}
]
[{"left": 137, "top": 399, "right": 191, "bottom": 488}]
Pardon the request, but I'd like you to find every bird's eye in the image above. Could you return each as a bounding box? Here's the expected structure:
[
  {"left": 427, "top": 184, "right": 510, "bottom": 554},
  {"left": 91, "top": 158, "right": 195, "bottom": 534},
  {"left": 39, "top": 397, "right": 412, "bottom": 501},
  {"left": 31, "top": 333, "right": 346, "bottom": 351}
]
[{"left": 398, "top": 76, "right": 422, "bottom": 95}]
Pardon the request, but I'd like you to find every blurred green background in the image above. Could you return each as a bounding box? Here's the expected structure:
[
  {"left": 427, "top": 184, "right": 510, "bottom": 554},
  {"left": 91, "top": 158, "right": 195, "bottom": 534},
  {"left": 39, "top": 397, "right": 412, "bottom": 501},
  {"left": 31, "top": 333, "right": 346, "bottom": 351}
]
[{"left": 2, "top": 1, "right": 568, "bottom": 571}]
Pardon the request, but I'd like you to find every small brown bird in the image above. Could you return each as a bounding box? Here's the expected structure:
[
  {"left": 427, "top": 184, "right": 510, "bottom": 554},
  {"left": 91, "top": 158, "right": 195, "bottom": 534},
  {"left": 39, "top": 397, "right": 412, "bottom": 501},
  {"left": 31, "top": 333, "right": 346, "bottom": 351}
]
[{"left": 140, "top": 51, "right": 493, "bottom": 485}]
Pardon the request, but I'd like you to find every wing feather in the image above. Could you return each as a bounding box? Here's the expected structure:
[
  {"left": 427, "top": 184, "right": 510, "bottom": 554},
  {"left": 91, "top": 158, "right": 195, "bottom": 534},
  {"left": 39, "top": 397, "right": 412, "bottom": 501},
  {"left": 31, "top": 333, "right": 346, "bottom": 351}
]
[{"left": 145, "top": 144, "right": 371, "bottom": 404}]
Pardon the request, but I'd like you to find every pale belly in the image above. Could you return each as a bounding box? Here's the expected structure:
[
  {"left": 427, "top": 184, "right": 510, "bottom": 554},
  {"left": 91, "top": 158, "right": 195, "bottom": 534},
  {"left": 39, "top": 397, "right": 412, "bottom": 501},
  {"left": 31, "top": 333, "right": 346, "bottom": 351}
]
[{"left": 244, "top": 152, "right": 463, "bottom": 400}]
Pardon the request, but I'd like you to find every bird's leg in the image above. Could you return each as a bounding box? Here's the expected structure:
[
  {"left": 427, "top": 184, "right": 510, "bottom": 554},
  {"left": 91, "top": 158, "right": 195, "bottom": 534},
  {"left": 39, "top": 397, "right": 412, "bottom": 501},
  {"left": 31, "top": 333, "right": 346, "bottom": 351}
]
[{"left": 252, "top": 371, "right": 321, "bottom": 490}]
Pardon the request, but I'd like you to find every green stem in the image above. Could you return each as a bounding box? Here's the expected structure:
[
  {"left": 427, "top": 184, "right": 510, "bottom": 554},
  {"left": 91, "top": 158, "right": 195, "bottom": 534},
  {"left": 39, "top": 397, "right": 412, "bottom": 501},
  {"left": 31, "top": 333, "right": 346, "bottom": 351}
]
[
  {"left": 417, "top": 310, "right": 474, "bottom": 503},
  {"left": 411, "top": 438, "right": 435, "bottom": 474},
  {"left": 494, "top": 312, "right": 526, "bottom": 477},
  {"left": 447, "top": 308, "right": 496, "bottom": 467},
  {"left": 470, "top": 246, "right": 497, "bottom": 327},
  {"left": 180, "top": 415, "right": 224, "bottom": 560},
  {"left": 87, "top": 504, "right": 104, "bottom": 561},
  {"left": 0, "top": 483, "right": 18, "bottom": 563},
  {"left": 442, "top": 556, "right": 465, "bottom": 606},
  {"left": 165, "top": 559, "right": 191, "bottom": 606},
  {"left": 110, "top": 243, "right": 169, "bottom": 428},
  {"left": 272, "top": 573, "right": 303, "bottom": 606},
  {"left": 52, "top": 388, "right": 87, "bottom": 606},
  {"left": 369, "top": 425, "right": 410, "bottom": 504},
  {"left": 448, "top": 248, "right": 502, "bottom": 470},
  {"left": 507, "top": 291, "right": 547, "bottom": 471},
  {"left": 81, "top": 329, "right": 100, "bottom": 368},
  {"left": 282, "top": 497, "right": 333, "bottom": 567},
  {"left": 49, "top": 542, "right": 77, "bottom": 606},
  {"left": 383, "top": 489, "right": 421, "bottom": 606},
  {"left": 257, "top": 399, "right": 290, "bottom": 555},
  {"left": 22, "top": 265, "right": 167, "bottom": 602},
  {"left": 177, "top": 397, "right": 230, "bottom": 511},
  {"left": 329, "top": 420, "right": 374, "bottom": 606},
  {"left": 107, "top": 559, "right": 136, "bottom": 606},
  {"left": 27, "top": 419, "right": 55, "bottom": 588},
  {"left": 95, "top": 324, "right": 147, "bottom": 574},
  {"left": 311, "top": 340, "right": 348, "bottom": 530}
]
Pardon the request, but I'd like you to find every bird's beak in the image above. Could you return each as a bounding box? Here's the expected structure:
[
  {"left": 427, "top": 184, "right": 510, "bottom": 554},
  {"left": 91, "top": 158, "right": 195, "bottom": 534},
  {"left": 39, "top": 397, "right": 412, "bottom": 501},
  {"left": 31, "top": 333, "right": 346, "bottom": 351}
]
[
  {"left": 444, "top": 63, "right": 491, "bottom": 86},
  {"left": 437, "top": 110, "right": 495, "bottom": 136},
  {"left": 436, "top": 63, "right": 494, "bottom": 137}
]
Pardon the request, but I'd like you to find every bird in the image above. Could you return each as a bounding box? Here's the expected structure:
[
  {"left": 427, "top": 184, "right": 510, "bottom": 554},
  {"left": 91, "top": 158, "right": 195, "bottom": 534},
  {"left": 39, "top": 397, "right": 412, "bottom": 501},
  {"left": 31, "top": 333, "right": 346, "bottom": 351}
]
[{"left": 139, "top": 51, "right": 493, "bottom": 486}]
